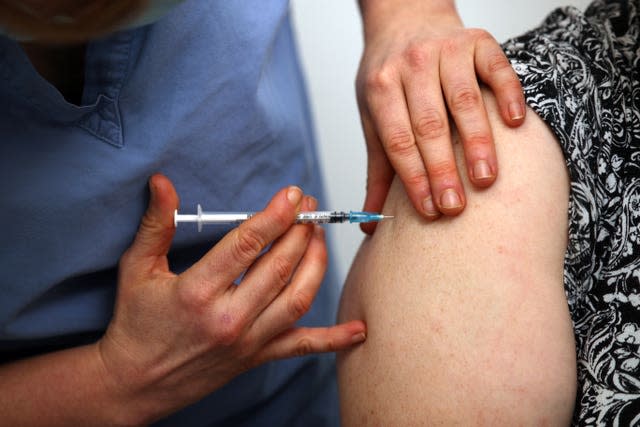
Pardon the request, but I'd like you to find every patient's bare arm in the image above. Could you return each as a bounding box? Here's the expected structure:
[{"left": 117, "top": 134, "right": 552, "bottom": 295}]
[{"left": 338, "top": 90, "right": 577, "bottom": 425}]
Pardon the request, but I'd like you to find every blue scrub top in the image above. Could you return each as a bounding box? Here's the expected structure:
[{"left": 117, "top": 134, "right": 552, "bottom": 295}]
[{"left": 0, "top": 1, "right": 341, "bottom": 425}]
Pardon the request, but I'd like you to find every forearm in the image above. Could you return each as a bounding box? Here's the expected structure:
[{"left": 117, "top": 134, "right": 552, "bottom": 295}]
[
  {"left": 0, "top": 343, "right": 145, "bottom": 427},
  {"left": 358, "top": 0, "right": 461, "bottom": 42}
]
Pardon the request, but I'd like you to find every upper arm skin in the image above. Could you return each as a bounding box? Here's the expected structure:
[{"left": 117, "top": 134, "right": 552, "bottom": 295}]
[{"left": 338, "top": 90, "right": 577, "bottom": 426}]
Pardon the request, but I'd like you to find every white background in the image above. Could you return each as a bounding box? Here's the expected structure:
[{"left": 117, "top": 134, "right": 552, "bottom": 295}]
[{"left": 290, "top": 0, "right": 591, "bottom": 281}]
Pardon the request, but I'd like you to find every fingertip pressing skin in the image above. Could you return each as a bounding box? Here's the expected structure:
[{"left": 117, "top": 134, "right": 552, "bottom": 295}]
[
  {"left": 356, "top": 2, "right": 528, "bottom": 226},
  {"left": 506, "top": 100, "right": 526, "bottom": 123},
  {"left": 362, "top": 69, "right": 438, "bottom": 220},
  {"left": 361, "top": 166, "right": 394, "bottom": 234},
  {"left": 436, "top": 187, "right": 465, "bottom": 215},
  {"left": 496, "top": 90, "right": 527, "bottom": 128},
  {"left": 255, "top": 319, "right": 367, "bottom": 365},
  {"left": 359, "top": 221, "right": 376, "bottom": 235},
  {"left": 469, "top": 158, "right": 497, "bottom": 187}
]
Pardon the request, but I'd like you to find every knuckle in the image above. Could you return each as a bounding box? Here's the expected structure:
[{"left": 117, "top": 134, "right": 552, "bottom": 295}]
[
  {"left": 449, "top": 86, "right": 481, "bottom": 113},
  {"left": 294, "top": 337, "right": 314, "bottom": 357},
  {"left": 427, "top": 160, "right": 458, "bottom": 181},
  {"left": 272, "top": 255, "right": 293, "bottom": 286},
  {"left": 288, "top": 291, "right": 312, "bottom": 319},
  {"left": 323, "top": 338, "right": 338, "bottom": 352},
  {"left": 212, "top": 312, "right": 244, "bottom": 346},
  {"left": 232, "top": 226, "right": 265, "bottom": 265},
  {"left": 468, "top": 27, "right": 491, "bottom": 40},
  {"left": 364, "top": 67, "right": 395, "bottom": 93},
  {"left": 486, "top": 51, "right": 512, "bottom": 74},
  {"left": 464, "top": 133, "right": 493, "bottom": 149},
  {"left": 413, "top": 108, "right": 448, "bottom": 140},
  {"left": 503, "top": 78, "right": 523, "bottom": 94},
  {"left": 384, "top": 127, "right": 415, "bottom": 157},
  {"left": 403, "top": 42, "right": 432, "bottom": 70},
  {"left": 403, "top": 171, "right": 429, "bottom": 187},
  {"left": 440, "top": 37, "right": 461, "bottom": 56}
]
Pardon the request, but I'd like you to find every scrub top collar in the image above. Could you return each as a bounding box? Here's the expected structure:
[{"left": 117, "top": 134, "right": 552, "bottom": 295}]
[{"left": 0, "top": 29, "right": 144, "bottom": 147}]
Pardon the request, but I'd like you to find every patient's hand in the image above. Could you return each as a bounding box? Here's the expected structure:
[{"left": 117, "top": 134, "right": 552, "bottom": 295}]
[
  {"left": 357, "top": 0, "right": 525, "bottom": 232},
  {"left": 338, "top": 89, "right": 576, "bottom": 425}
]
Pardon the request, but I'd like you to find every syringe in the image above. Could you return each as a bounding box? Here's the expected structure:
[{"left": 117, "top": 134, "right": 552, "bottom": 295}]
[{"left": 174, "top": 205, "right": 394, "bottom": 231}]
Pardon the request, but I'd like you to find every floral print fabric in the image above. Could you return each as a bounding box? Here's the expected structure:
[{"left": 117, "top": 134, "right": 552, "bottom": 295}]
[{"left": 502, "top": 0, "right": 640, "bottom": 424}]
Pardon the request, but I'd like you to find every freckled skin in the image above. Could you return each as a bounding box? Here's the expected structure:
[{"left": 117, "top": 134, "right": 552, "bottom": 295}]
[{"left": 338, "top": 91, "right": 576, "bottom": 426}]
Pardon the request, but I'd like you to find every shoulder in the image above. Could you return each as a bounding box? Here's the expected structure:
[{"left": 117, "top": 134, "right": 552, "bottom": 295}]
[{"left": 338, "top": 90, "right": 577, "bottom": 425}]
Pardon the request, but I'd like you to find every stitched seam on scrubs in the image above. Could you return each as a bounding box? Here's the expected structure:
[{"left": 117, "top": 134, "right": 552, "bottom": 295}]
[{"left": 74, "top": 30, "right": 141, "bottom": 147}]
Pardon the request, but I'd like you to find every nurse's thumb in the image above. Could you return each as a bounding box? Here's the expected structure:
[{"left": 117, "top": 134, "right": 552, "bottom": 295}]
[{"left": 122, "top": 174, "right": 179, "bottom": 270}]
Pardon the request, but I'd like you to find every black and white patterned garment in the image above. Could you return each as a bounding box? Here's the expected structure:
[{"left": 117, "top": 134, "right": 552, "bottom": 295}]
[{"left": 502, "top": 0, "right": 640, "bottom": 424}]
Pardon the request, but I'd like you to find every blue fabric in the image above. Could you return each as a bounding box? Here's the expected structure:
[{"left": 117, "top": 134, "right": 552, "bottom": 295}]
[
  {"left": 123, "top": 0, "right": 186, "bottom": 29},
  {"left": 0, "top": 1, "right": 340, "bottom": 425}
]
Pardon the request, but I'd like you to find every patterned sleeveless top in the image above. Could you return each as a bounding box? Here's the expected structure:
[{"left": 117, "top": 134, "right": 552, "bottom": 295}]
[{"left": 502, "top": 0, "right": 640, "bottom": 424}]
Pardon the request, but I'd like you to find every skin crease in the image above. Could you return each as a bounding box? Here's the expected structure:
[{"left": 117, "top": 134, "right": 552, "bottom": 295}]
[
  {"left": 337, "top": 90, "right": 577, "bottom": 426},
  {"left": 357, "top": 0, "right": 525, "bottom": 230}
]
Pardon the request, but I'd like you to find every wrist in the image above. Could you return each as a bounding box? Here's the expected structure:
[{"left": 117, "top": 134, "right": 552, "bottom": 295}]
[{"left": 93, "top": 341, "right": 156, "bottom": 427}]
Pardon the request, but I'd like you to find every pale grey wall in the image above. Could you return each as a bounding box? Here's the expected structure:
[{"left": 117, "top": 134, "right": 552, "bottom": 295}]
[{"left": 290, "top": 0, "right": 591, "bottom": 282}]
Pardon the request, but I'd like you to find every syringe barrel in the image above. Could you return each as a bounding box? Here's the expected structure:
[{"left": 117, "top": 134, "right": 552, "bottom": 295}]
[{"left": 295, "top": 211, "right": 347, "bottom": 223}]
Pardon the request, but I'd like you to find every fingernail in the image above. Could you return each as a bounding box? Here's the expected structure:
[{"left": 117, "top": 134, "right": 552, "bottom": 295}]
[
  {"left": 308, "top": 195, "right": 318, "bottom": 211},
  {"left": 440, "top": 189, "right": 462, "bottom": 210},
  {"left": 422, "top": 196, "right": 439, "bottom": 218},
  {"left": 509, "top": 101, "right": 525, "bottom": 120},
  {"left": 473, "top": 160, "right": 494, "bottom": 181},
  {"left": 351, "top": 332, "right": 366, "bottom": 344},
  {"left": 287, "top": 186, "right": 303, "bottom": 205}
]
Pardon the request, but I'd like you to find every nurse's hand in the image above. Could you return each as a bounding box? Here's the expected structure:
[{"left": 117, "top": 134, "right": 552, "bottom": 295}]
[
  {"left": 357, "top": 0, "right": 525, "bottom": 232},
  {"left": 98, "top": 174, "right": 366, "bottom": 425}
]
